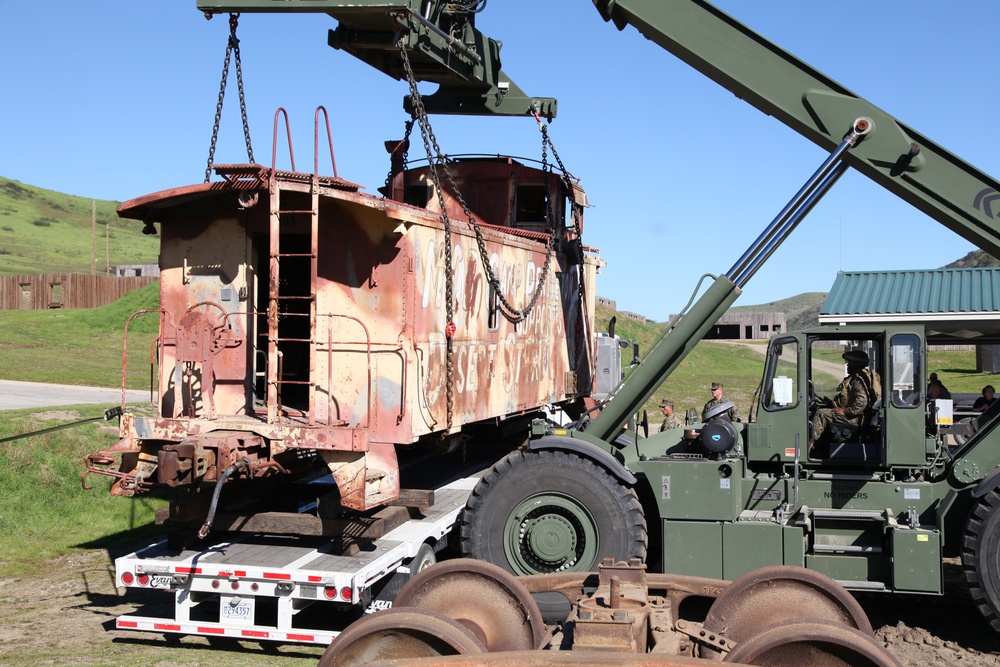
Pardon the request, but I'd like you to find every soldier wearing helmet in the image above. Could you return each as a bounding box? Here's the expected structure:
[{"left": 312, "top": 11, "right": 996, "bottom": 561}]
[{"left": 809, "top": 349, "right": 881, "bottom": 456}]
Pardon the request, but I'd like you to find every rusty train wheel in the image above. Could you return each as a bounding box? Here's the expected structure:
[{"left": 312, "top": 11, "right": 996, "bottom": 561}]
[
  {"left": 701, "top": 565, "right": 872, "bottom": 660},
  {"left": 316, "top": 607, "right": 486, "bottom": 667},
  {"left": 722, "top": 620, "right": 901, "bottom": 666},
  {"left": 393, "top": 558, "right": 547, "bottom": 651}
]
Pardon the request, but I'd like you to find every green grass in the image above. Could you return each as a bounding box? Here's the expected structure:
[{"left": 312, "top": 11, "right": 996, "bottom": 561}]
[
  {"left": 0, "top": 176, "right": 158, "bottom": 275},
  {"left": 928, "top": 349, "right": 995, "bottom": 394},
  {"left": 0, "top": 281, "right": 160, "bottom": 388},
  {"left": 0, "top": 407, "right": 167, "bottom": 577}
]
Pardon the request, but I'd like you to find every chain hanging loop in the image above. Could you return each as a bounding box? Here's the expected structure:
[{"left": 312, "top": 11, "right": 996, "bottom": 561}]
[
  {"left": 397, "top": 40, "right": 558, "bottom": 326},
  {"left": 204, "top": 13, "right": 255, "bottom": 183}
]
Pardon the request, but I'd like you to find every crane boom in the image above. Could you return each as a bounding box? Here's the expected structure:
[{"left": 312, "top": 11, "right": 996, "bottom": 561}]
[
  {"left": 196, "top": 0, "right": 557, "bottom": 117},
  {"left": 592, "top": 0, "right": 1000, "bottom": 259}
]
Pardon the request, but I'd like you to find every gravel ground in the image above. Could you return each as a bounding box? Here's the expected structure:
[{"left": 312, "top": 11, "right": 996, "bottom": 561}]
[{"left": 2, "top": 551, "right": 999, "bottom": 666}]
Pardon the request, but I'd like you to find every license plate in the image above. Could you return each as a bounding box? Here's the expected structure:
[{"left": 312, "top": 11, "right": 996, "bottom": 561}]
[
  {"left": 220, "top": 596, "right": 254, "bottom": 625},
  {"left": 148, "top": 575, "right": 172, "bottom": 589}
]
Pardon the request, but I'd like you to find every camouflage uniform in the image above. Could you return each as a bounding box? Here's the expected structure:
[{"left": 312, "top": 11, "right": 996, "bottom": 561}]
[
  {"left": 660, "top": 412, "right": 682, "bottom": 432},
  {"left": 703, "top": 397, "right": 741, "bottom": 422},
  {"left": 811, "top": 368, "right": 881, "bottom": 441}
]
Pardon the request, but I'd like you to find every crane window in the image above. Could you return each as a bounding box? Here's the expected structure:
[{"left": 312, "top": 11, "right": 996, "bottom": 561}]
[
  {"left": 762, "top": 337, "right": 798, "bottom": 411},
  {"left": 890, "top": 334, "right": 921, "bottom": 408}
]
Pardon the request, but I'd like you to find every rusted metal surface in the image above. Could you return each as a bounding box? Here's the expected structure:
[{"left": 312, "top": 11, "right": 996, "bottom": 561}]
[
  {"left": 343, "top": 560, "right": 901, "bottom": 666},
  {"left": 359, "top": 652, "right": 750, "bottom": 667},
  {"left": 701, "top": 565, "right": 873, "bottom": 661},
  {"left": 315, "top": 607, "right": 487, "bottom": 667},
  {"left": 85, "top": 145, "right": 601, "bottom": 513},
  {"left": 393, "top": 559, "right": 546, "bottom": 652},
  {"left": 722, "top": 620, "right": 902, "bottom": 667}
]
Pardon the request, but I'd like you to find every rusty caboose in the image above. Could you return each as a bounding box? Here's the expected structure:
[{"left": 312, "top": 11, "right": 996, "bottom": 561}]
[{"left": 86, "top": 136, "right": 601, "bottom": 513}]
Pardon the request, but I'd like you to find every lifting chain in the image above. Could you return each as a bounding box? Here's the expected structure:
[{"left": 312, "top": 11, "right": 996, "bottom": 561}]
[
  {"left": 383, "top": 119, "right": 414, "bottom": 195},
  {"left": 396, "top": 31, "right": 588, "bottom": 429},
  {"left": 204, "top": 13, "right": 255, "bottom": 183},
  {"left": 397, "top": 40, "right": 557, "bottom": 326},
  {"left": 535, "top": 115, "right": 590, "bottom": 371},
  {"left": 398, "top": 40, "right": 457, "bottom": 434}
]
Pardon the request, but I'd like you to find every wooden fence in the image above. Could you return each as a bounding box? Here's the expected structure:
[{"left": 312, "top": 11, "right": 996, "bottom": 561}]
[{"left": 0, "top": 274, "right": 157, "bottom": 310}]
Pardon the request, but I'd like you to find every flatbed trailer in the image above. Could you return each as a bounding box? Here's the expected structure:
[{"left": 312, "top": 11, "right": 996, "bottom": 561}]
[{"left": 112, "top": 474, "right": 481, "bottom": 645}]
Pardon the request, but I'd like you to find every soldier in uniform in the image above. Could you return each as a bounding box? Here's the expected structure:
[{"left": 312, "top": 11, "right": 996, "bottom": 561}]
[
  {"left": 703, "top": 382, "right": 740, "bottom": 422},
  {"left": 810, "top": 349, "right": 881, "bottom": 455},
  {"left": 659, "top": 399, "right": 682, "bottom": 432}
]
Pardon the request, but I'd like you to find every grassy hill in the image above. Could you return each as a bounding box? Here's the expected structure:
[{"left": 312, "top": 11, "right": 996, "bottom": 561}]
[
  {"left": 0, "top": 176, "right": 158, "bottom": 275},
  {"left": 0, "top": 281, "right": 160, "bottom": 389},
  {"left": 944, "top": 248, "right": 1000, "bottom": 269}
]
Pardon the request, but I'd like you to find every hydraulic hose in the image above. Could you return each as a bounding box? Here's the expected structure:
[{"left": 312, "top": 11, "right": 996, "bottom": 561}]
[{"left": 198, "top": 457, "right": 252, "bottom": 539}]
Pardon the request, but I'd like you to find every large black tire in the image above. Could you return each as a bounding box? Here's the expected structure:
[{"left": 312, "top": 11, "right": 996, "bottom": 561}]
[
  {"left": 460, "top": 449, "right": 647, "bottom": 576},
  {"left": 962, "top": 487, "right": 1000, "bottom": 631}
]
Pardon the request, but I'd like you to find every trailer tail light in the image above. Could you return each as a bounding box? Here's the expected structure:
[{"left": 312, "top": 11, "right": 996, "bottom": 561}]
[
  {"left": 121, "top": 571, "right": 134, "bottom": 586},
  {"left": 340, "top": 587, "right": 352, "bottom": 601},
  {"left": 324, "top": 586, "right": 338, "bottom": 600},
  {"left": 137, "top": 573, "right": 150, "bottom": 586},
  {"left": 211, "top": 580, "right": 220, "bottom": 589}
]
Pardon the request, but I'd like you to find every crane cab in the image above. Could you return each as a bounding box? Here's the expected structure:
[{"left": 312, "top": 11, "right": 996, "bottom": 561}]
[{"left": 750, "top": 325, "right": 931, "bottom": 470}]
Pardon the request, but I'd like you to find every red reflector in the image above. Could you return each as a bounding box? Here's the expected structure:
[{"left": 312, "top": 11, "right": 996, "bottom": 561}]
[
  {"left": 235, "top": 570, "right": 246, "bottom": 577},
  {"left": 154, "top": 623, "right": 181, "bottom": 632},
  {"left": 176, "top": 567, "right": 201, "bottom": 574},
  {"left": 323, "top": 586, "right": 337, "bottom": 600},
  {"left": 242, "top": 630, "right": 269, "bottom": 638},
  {"left": 120, "top": 572, "right": 134, "bottom": 586},
  {"left": 263, "top": 572, "right": 292, "bottom": 580},
  {"left": 117, "top": 620, "right": 138, "bottom": 628},
  {"left": 340, "top": 587, "right": 352, "bottom": 601},
  {"left": 199, "top": 627, "right": 226, "bottom": 635},
  {"left": 137, "top": 573, "right": 150, "bottom": 586},
  {"left": 287, "top": 633, "right": 315, "bottom": 642},
  {"left": 308, "top": 575, "right": 322, "bottom": 582}
]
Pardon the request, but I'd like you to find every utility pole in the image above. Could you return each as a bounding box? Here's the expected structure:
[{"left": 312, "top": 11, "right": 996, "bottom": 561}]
[
  {"left": 91, "top": 201, "right": 96, "bottom": 276},
  {"left": 105, "top": 224, "right": 110, "bottom": 275}
]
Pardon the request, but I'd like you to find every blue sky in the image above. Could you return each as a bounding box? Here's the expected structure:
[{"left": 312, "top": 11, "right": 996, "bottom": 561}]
[{"left": 2, "top": 1, "right": 998, "bottom": 322}]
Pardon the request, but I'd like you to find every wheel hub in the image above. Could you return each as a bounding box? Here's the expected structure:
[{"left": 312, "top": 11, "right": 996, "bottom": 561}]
[
  {"left": 525, "top": 513, "right": 577, "bottom": 566},
  {"left": 505, "top": 493, "right": 598, "bottom": 574}
]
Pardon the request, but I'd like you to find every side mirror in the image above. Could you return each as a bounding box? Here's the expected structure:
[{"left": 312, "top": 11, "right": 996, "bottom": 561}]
[
  {"left": 608, "top": 316, "right": 617, "bottom": 339},
  {"left": 632, "top": 342, "right": 641, "bottom": 366},
  {"left": 641, "top": 410, "right": 649, "bottom": 439}
]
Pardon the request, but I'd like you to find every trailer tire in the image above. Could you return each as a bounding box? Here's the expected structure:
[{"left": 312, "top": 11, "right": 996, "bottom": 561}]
[
  {"left": 460, "top": 449, "right": 647, "bottom": 576},
  {"left": 963, "top": 486, "right": 1000, "bottom": 631},
  {"left": 411, "top": 542, "right": 437, "bottom": 574}
]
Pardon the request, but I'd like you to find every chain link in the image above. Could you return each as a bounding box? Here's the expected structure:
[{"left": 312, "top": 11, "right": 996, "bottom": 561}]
[
  {"left": 398, "top": 42, "right": 558, "bottom": 325},
  {"left": 537, "top": 118, "right": 589, "bottom": 370},
  {"left": 398, "top": 41, "right": 456, "bottom": 433},
  {"left": 397, "top": 36, "right": 591, "bottom": 428},
  {"left": 205, "top": 13, "right": 255, "bottom": 183}
]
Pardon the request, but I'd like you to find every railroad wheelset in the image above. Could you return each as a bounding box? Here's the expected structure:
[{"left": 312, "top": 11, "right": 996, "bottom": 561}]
[{"left": 317, "top": 559, "right": 901, "bottom": 666}]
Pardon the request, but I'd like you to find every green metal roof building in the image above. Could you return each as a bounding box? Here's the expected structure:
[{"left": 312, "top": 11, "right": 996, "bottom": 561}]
[{"left": 819, "top": 269, "right": 1000, "bottom": 345}]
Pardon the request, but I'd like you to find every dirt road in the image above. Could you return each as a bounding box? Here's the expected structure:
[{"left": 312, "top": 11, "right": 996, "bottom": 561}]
[{"left": 2, "top": 549, "right": 999, "bottom": 666}]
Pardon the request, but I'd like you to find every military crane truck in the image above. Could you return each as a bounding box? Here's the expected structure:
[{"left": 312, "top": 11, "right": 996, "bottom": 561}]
[
  {"left": 454, "top": 0, "right": 1000, "bottom": 634},
  {"left": 191, "top": 0, "right": 1000, "bottom": 630}
]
